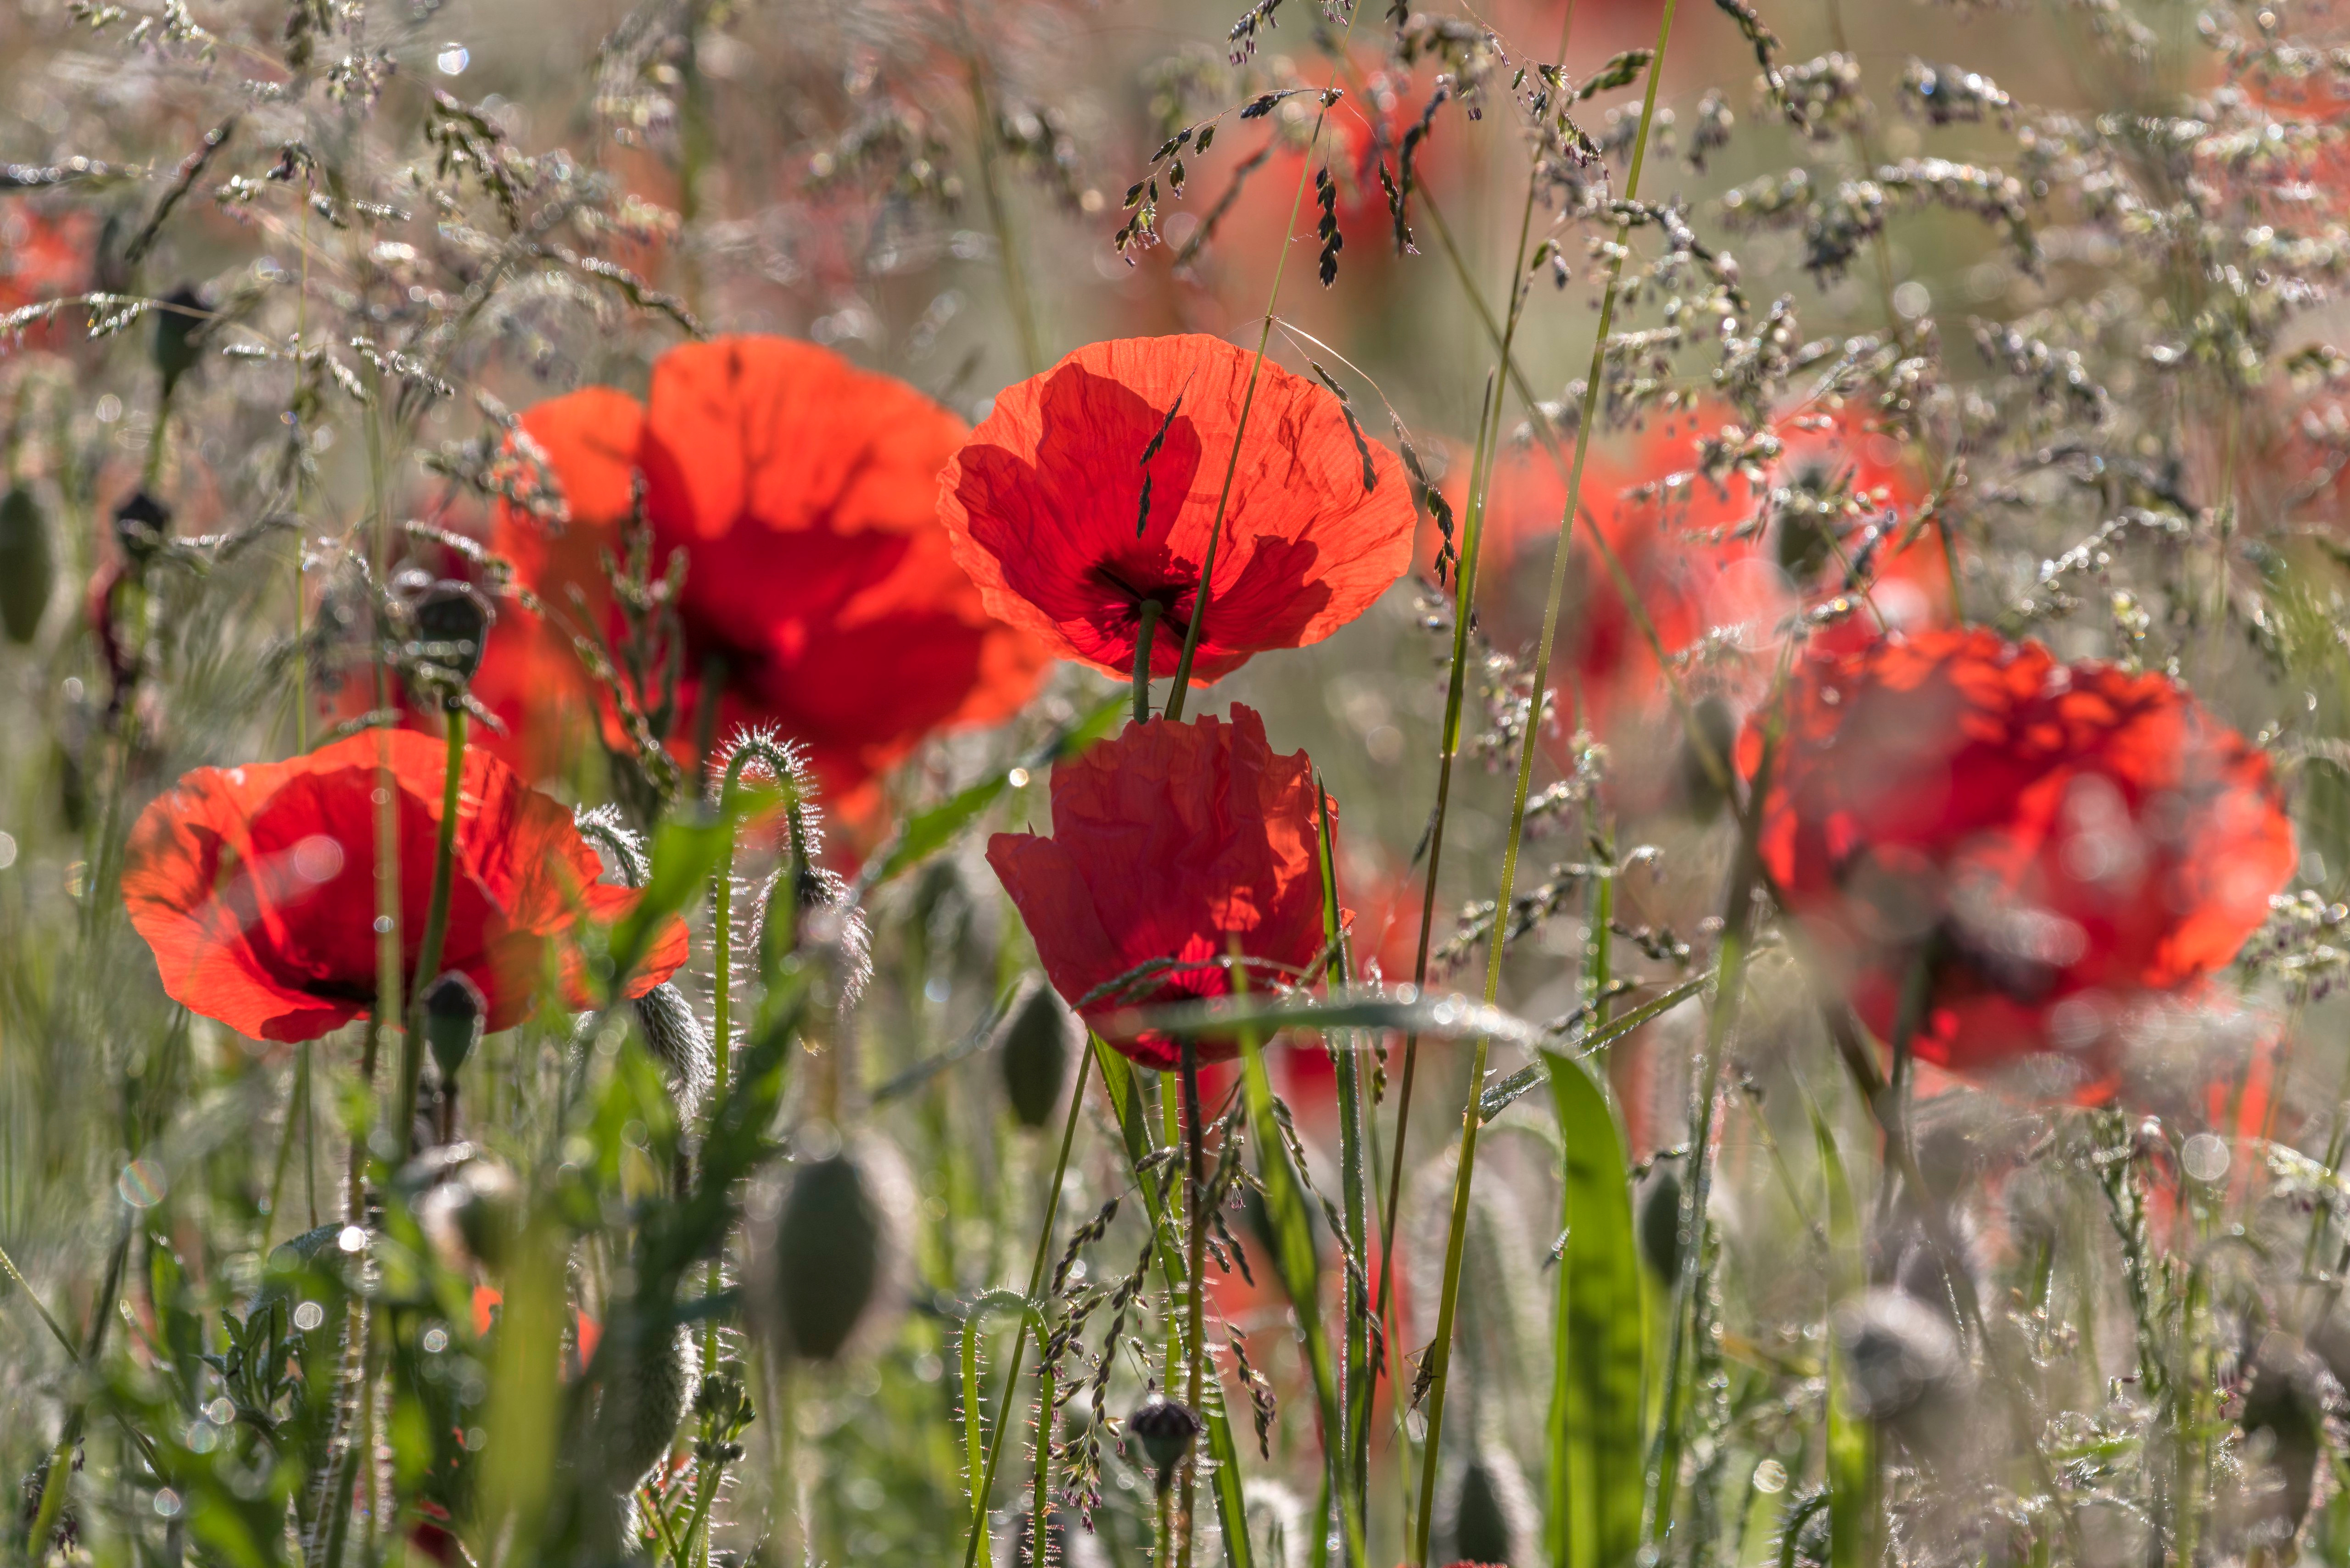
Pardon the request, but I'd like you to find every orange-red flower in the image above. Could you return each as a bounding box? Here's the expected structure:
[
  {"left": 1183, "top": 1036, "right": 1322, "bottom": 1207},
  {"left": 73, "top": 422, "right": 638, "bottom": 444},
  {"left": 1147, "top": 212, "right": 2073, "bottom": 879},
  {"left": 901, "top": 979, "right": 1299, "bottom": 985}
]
[
  {"left": 938, "top": 335, "right": 1418, "bottom": 684},
  {"left": 987, "top": 704, "right": 1330, "bottom": 1069},
  {"left": 1746, "top": 628, "right": 2294, "bottom": 1098},
  {"left": 122, "top": 730, "right": 688, "bottom": 1043},
  {"left": 475, "top": 336, "right": 1050, "bottom": 802}
]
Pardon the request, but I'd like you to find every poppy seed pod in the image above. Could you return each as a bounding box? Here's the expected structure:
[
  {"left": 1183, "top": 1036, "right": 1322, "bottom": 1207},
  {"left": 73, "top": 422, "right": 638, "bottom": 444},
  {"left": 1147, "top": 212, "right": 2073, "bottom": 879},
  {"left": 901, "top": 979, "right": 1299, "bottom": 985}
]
[
  {"left": 1441, "top": 1445, "right": 1536, "bottom": 1568},
  {"left": 599, "top": 1321, "right": 696, "bottom": 1494},
  {"left": 1675, "top": 693, "right": 1741, "bottom": 821},
  {"left": 2238, "top": 1334, "right": 2326, "bottom": 1539},
  {"left": 634, "top": 982, "right": 715, "bottom": 1117},
  {"left": 1125, "top": 1392, "right": 1199, "bottom": 1488},
  {"left": 751, "top": 1136, "right": 909, "bottom": 1362},
  {"left": 997, "top": 978, "right": 1075, "bottom": 1130},
  {"left": 1635, "top": 1161, "right": 1683, "bottom": 1285},
  {"left": 410, "top": 581, "right": 494, "bottom": 689},
  {"left": 151, "top": 285, "right": 206, "bottom": 396},
  {"left": 422, "top": 971, "right": 485, "bottom": 1083},
  {"left": 0, "top": 485, "right": 52, "bottom": 643}
]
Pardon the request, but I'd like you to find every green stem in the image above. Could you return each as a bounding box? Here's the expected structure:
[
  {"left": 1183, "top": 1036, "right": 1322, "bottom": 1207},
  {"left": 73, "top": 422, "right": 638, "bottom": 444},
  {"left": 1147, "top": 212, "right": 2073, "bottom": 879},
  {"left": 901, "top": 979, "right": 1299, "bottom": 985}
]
[
  {"left": 959, "top": 1042, "right": 1096, "bottom": 1568},
  {"left": 1133, "top": 599, "right": 1163, "bottom": 725},
  {"left": 1030, "top": 1358, "right": 1056, "bottom": 1568},
  {"left": 395, "top": 705, "right": 467, "bottom": 1157},
  {"left": 966, "top": 1316, "right": 989, "bottom": 1548},
  {"left": 1414, "top": 12, "right": 1681, "bottom": 1567},
  {"left": 1177, "top": 1039, "right": 1208, "bottom": 1568},
  {"left": 1162, "top": 2, "right": 1363, "bottom": 722},
  {"left": 963, "top": 46, "right": 1044, "bottom": 378}
]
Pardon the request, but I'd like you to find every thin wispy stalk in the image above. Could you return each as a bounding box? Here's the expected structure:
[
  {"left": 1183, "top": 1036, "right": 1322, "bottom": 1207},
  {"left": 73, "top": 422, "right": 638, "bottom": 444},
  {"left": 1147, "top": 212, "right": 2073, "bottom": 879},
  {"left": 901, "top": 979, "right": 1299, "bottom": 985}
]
[{"left": 1412, "top": 8, "right": 1683, "bottom": 1565}]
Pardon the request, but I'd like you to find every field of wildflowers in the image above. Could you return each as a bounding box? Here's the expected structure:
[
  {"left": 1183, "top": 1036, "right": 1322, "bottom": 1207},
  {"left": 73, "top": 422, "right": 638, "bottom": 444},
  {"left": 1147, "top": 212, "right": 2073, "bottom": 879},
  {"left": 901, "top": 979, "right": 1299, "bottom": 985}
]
[{"left": 2, "top": 0, "right": 2348, "bottom": 1565}]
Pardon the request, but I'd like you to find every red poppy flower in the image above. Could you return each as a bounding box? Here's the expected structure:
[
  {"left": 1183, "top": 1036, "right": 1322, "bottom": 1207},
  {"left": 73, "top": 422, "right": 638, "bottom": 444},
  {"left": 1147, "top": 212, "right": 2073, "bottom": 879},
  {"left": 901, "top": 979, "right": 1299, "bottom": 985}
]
[
  {"left": 1746, "top": 628, "right": 2294, "bottom": 1098},
  {"left": 987, "top": 704, "right": 1331, "bottom": 1069},
  {"left": 122, "top": 730, "right": 689, "bottom": 1043},
  {"left": 471, "top": 336, "right": 1050, "bottom": 804},
  {"left": 938, "top": 335, "right": 1418, "bottom": 684}
]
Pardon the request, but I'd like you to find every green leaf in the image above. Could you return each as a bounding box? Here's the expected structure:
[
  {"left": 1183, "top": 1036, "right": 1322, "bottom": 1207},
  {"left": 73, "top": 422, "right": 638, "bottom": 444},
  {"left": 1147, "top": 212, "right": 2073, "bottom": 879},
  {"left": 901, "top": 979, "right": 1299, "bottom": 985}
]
[
  {"left": 1807, "top": 1093, "right": 1876, "bottom": 1568},
  {"left": 856, "top": 697, "right": 1124, "bottom": 893},
  {"left": 603, "top": 811, "right": 732, "bottom": 992},
  {"left": 1112, "top": 986, "right": 1541, "bottom": 1049},
  {"left": 1541, "top": 1050, "right": 1645, "bottom": 1568}
]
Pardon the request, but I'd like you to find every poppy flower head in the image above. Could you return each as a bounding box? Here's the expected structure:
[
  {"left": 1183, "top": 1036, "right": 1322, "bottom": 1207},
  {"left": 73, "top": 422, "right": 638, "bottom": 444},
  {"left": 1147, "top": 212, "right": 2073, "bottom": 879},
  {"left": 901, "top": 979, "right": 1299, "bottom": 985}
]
[
  {"left": 939, "top": 335, "right": 1419, "bottom": 684},
  {"left": 122, "top": 730, "right": 690, "bottom": 1043},
  {"left": 470, "top": 336, "right": 1051, "bottom": 805},
  {"left": 1750, "top": 627, "right": 2294, "bottom": 1098},
  {"left": 987, "top": 704, "right": 1332, "bottom": 1069}
]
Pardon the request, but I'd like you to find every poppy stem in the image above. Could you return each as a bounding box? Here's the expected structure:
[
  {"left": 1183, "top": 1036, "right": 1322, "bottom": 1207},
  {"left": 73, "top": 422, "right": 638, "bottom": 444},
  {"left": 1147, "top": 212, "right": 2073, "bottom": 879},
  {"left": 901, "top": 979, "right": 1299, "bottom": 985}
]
[
  {"left": 957, "top": 1038, "right": 1095, "bottom": 1568},
  {"left": 1161, "top": 0, "right": 1364, "bottom": 724},
  {"left": 1413, "top": 6, "right": 1683, "bottom": 1565},
  {"left": 1177, "top": 1036, "right": 1208, "bottom": 1568},
  {"left": 1132, "top": 599, "right": 1163, "bottom": 725},
  {"left": 396, "top": 703, "right": 468, "bottom": 1158}
]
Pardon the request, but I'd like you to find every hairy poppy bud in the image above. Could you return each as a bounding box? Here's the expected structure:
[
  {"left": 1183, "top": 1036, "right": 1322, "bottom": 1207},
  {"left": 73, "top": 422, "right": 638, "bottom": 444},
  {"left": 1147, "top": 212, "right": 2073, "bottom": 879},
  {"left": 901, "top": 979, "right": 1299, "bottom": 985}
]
[
  {"left": 752, "top": 1136, "right": 908, "bottom": 1362},
  {"left": 1634, "top": 1160, "right": 1683, "bottom": 1284},
  {"left": 1443, "top": 1446, "right": 1533, "bottom": 1568},
  {"left": 998, "top": 978, "right": 1075, "bottom": 1130},
  {"left": 634, "top": 982, "right": 715, "bottom": 1117},
  {"left": 0, "top": 485, "right": 52, "bottom": 643},
  {"left": 422, "top": 971, "right": 485, "bottom": 1082},
  {"left": 412, "top": 1148, "right": 520, "bottom": 1275},
  {"left": 151, "top": 285, "right": 207, "bottom": 397},
  {"left": 602, "top": 1321, "right": 695, "bottom": 1492},
  {"left": 112, "top": 490, "right": 172, "bottom": 564},
  {"left": 410, "top": 580, "right": 492, "bottom": 689},
  {"left": 1125, "top": 1392, "right": 1199, "bottom": 1489},
  {"left": 1831, "top": 1288, "right": 1964, "bottom": 1432},
  {"left": 1675, "top": 693, "right": 1740, "bottom": 821}
]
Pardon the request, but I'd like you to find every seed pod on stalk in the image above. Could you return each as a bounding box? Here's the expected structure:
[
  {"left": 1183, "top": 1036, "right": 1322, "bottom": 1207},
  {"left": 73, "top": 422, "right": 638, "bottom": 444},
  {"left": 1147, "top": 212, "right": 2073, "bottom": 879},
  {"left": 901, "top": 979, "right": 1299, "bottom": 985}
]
[
  {"left": 997, "top": 976, "right": 1076, "bottom": 1130},
  {"left": 749, "top": 1132, "right": 910, "bottom": 1362},
  {"left": 0, "top": 484, "right": 53, "bottom": 643},
  {"left": 1124, "top": 1392, "right": 1200, "bottom": 1492}
]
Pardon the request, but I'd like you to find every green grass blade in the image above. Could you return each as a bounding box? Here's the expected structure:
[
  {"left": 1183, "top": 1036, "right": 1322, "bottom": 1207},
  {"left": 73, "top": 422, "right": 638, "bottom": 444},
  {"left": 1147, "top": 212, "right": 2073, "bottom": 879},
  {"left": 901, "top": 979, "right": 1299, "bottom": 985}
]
[
  {"left": 1805, "top": 1092, "right": 1876, "bottom": 1568},
  {"left": 1541, "top": 1049, "right": 1645, "bottom": 1568}
]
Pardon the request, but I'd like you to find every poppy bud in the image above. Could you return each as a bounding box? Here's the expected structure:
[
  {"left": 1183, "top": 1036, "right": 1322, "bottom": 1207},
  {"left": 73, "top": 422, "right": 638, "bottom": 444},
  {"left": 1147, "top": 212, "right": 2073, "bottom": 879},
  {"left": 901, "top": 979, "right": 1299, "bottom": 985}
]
[
  {"left": 410, "top": 581, "right": 493, "bottom": 689},
  {"left": 600, "top": 1321, "right": 695, "bottom": 1494},
  {"left": 1125, "top": 1392, "right": 1199, "bottom": 1489},
  {"left": 998, "top": 978, "right": 1075, "bottom": 1130},
  {"left": 0, "top": 485, "right": 53, "bottom": 643},
  {"left": 151, "top": 285, "right": 207, "bottom": 397},
  {"left": 1634, "top": 1160, "right": 1683, "bottom": 1284},
  {"left": 422, "top": 971, "right": 485, "bottom": 1083},
  {"left": 751, "top": 1137, "right": 908, "bottom": 1362},
  {"left": 1675, "top": 694, "right": 1740, "bottom": 821},
  {"left": 634, "top": 982, "right": 715, "bottom": 1117},
  {"left": 1442, "top": 1446, "right": 1534, "bottom": 1568},
  {"left": 414, "top": 1151, "right": 521, "bottom": 1276},
  {"left": 1830, "top": 1288, "right": 1964, "bottom": 1434},
  {"left": 2239, "top": 1334, "right": 2325, "bottom": 1539},
  {"left": 113, "top": 490, "right": 172, "bottom": 564}
]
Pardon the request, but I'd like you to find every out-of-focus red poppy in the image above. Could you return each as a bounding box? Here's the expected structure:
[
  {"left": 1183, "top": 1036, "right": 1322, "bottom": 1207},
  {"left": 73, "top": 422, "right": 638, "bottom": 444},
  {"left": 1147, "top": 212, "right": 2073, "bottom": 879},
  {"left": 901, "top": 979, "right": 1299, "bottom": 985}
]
[
  {"left": 1463, "top": 410, "right": 1946, "bottom": 743},
  {"left": 987, "top": 704, "right": 1331, "bottom": 1070},
  {"left": 938, "top": 335, "right": 1418, "bottom": 685},
  {"left": 1745, "top": 627, "right": 2294, "bottom": 1098},
  {"left": 472, "top": 336, "right": 1050, "bottom": 804},
  {"left": 0, "top": 208, "right": 87, "bottom": 316},
  {"left": 121, "top": 730, "right": 689, "bottom": 1043}
]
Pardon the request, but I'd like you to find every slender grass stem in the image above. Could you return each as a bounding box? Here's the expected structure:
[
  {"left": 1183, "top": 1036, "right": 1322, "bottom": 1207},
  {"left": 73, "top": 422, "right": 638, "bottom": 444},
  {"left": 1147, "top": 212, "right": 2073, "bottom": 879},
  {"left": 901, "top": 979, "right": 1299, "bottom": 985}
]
[
  {"left": 1163, "top": 1, "right": 1363, "bottom": 721},
  {"left": 1177, "top": 1039, "right": 1208, "bottom": 1568},
  {"left": 959, "top": 1042, "right": 1096, "bottom": 1568},
  {"left": 1412, "top": 13, "right": 1681, "bottom": 1565}
]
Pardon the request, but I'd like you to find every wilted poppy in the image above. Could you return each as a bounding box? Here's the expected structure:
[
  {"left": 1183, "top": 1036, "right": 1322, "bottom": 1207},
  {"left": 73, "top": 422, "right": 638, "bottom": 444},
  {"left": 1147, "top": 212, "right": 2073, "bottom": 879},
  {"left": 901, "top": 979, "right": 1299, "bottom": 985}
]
[
  {"left": 987, "top": 704, "right": 1331, "bottom": 1069},
  {"left": 1747, "top": 628, "right": 2294, "bottom": 1097},
  {"left": 471, "top": 336, "right": 1049, "bottom": 803},
  {"left": 122, "top": 730, "right": 689, "bottom": 1043},
  {"left": 938, "top": 334, "right": 1418, "bottom": 685}
]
